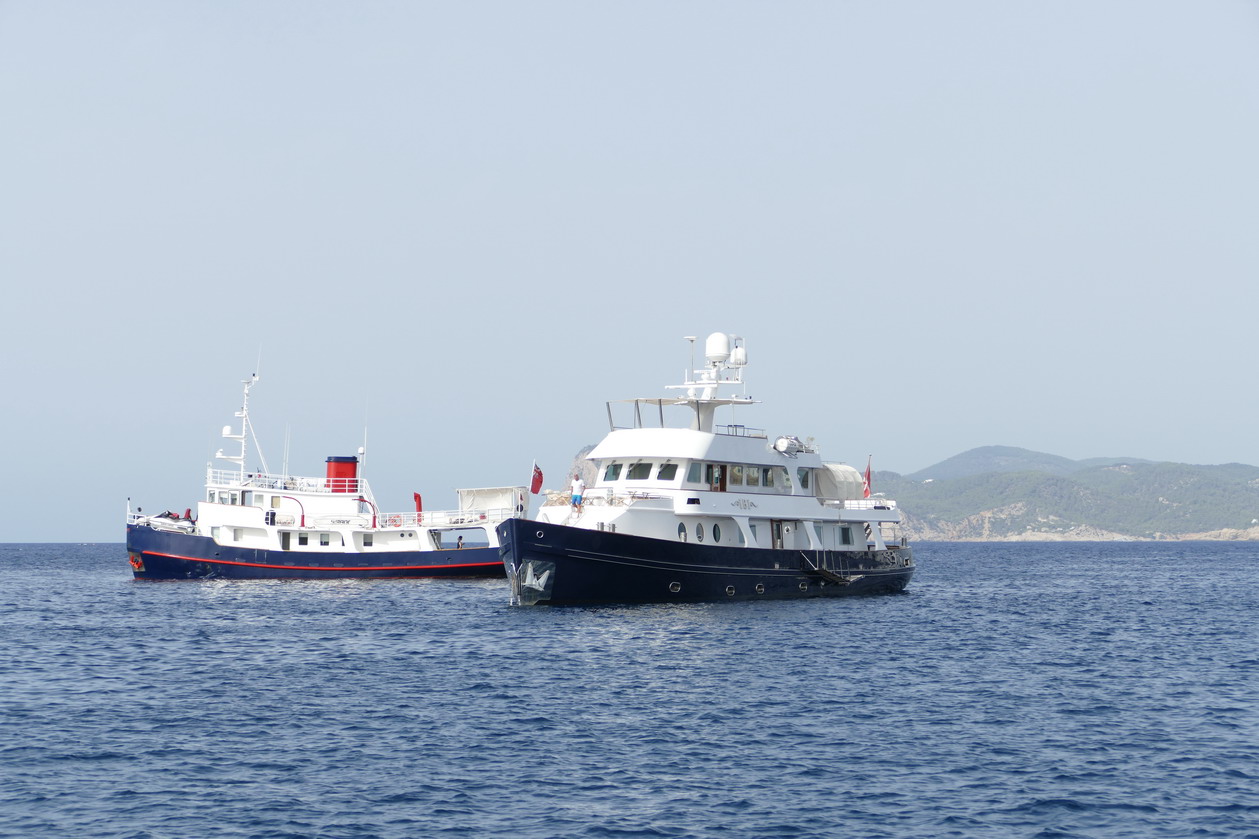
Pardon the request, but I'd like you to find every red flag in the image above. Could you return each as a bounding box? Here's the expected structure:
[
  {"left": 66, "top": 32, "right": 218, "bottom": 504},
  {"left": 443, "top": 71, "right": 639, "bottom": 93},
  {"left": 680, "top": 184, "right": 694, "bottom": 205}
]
[
  {"left": 862, "top": 456, "right": 872, "bottom": 499},
  {"left": 530, "top": 463, "right": 544, "bottom": 494}
]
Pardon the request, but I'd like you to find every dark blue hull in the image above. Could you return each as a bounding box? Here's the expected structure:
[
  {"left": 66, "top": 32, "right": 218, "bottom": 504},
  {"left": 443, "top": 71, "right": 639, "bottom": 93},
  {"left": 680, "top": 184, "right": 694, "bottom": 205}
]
[
  {"left": 496, "top": 518, "right": 913, "bottom": 605},
  {"left": 126, "top": 524, "right": 505, "bottom": 580}
]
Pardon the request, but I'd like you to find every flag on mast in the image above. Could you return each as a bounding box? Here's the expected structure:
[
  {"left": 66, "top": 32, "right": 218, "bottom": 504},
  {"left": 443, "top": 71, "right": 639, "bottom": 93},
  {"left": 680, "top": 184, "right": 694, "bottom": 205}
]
[
  {"left": 863, "top": 455, "right": 872, "bottom": 499},
  {"left": 530, "top": 461, "right": 544, "bottom": 494}
]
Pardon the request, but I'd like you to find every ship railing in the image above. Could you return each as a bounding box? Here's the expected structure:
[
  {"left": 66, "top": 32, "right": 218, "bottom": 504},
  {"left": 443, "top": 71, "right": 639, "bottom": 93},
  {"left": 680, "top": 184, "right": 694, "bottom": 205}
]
[
  {"left": 206, "top": 468, "right": 371, "bottom": 496},
  {"left": 541, "top": 488, "right": 668, "bottom": 507},
  {"left": 820, "top": 498, "right": 899, "bottom": 510},
  {"left": 374, "top": 506, "right": 518, "bottom": 529},
  {"left": 715, "top": 424, "right": 767, "bottom": 439}
]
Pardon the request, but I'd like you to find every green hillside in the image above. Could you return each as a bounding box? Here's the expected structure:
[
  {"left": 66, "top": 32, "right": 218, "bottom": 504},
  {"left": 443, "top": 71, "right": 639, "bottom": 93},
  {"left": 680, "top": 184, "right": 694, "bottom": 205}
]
[{"left": 879, "top": 450, "right": 1259, "bottom": 540}]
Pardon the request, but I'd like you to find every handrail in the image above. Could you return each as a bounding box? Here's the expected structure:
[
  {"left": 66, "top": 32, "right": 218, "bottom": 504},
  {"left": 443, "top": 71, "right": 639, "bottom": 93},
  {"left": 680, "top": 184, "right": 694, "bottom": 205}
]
[
  {"left": 541, "top": 488, "right": 668, "bottom": 507},
  {"left": 205, "top": 469, "right": 371, "bottom": 496},
  {"left": 820, "top": 498, "right": 899, "bottom": 510},
  {"left": 375, "top": 507, "right": 518, "bottom": 528},
  {"left": 715, "top": 424, "right": 767, "bottom": 439}
]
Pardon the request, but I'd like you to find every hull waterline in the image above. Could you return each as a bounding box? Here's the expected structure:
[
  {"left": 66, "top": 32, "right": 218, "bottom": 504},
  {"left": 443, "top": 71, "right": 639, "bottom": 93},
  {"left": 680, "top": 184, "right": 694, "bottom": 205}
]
[
  {"left": 127, "top": 524, "right": 504, "bottom": 580},
  {"left": 497, "top": 518, "right": 912, "bottom": 605}
]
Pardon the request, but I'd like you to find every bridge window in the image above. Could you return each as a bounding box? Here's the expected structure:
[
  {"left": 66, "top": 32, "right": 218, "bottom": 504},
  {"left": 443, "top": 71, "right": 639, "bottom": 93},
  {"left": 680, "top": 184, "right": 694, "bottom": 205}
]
[
  {"left": 762, "top": 468, "right": 774, "bottom": 488},
  {"left": 686, "top": 462, "right": 702, "bottom": 484},
  {"left": 657, "top": 463, "right": 678, "bottom": 481},
  {"left": 745, "top": 467, "right": 759, "bottom": 487},
  {"left": 729, "top": 465, "right": 743, "bottom": 485},
  {"left": 603, "top": 463, "right": 622, "bottom": 481},
  {"left": 627, "top": 463, "right": 652, "bottom": 480},
  {"left": 797, "top": 468, "right": 811, "bottom": 489}
]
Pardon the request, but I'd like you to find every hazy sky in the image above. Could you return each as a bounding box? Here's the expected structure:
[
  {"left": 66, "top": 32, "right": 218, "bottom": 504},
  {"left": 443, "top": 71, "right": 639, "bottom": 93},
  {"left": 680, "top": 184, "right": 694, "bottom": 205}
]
[{"left": 2, "top": 1, "right": 1257, "bottom": 541}]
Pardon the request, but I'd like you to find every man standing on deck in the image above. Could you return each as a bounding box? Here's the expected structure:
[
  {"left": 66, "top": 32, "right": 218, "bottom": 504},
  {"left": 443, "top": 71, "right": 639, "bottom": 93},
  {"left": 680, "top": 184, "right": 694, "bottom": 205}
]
[{"left": 570, "top": 473, "right": 586, "bottom": 514}]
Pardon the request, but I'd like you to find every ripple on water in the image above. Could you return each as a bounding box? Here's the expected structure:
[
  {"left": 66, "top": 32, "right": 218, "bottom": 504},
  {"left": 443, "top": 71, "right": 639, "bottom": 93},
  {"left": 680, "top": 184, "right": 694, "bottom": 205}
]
[{"left": 0, "top": 542, "right": 1257, "bottom": 838}]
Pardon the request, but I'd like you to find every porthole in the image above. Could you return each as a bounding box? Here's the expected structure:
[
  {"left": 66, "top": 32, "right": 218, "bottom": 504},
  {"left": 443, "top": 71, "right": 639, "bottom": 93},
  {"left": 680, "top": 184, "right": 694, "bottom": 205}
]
[
  {"left": 669, "top": 582, "right": 681, "bottom": 593},
  {"left": 695, "top": 523, "right": 704, "bottom": 543},
  {"left": 725, "top": 585, "right": 735, "bottom": 596},
  {"left": 713, "top": 523, "right": 721, "bottom": 543},
  {"left": 677, "top": 523, "right": 687, "bottom": 542},
  {"left": 536, "top": 530, "right": 544, "bottom": 538},
  {"left": 799, "top": 582, "right": 808, "bottom": 591},
  {"left": 755, "top": 583, "right": 765, "bottom": 594}
]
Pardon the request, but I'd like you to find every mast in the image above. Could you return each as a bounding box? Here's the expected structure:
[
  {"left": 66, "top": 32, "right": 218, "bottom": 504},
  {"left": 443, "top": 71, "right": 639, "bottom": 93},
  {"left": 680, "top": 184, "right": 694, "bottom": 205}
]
[
  {"left": 216, "top": 374, "right": 261, "bottom": 479},
  {"left": 666, "top": 332, "right": 749, "bottom": 432}
]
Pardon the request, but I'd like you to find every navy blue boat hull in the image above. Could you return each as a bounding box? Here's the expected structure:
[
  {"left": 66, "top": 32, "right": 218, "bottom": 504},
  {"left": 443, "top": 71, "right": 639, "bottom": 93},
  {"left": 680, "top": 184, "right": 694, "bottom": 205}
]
[
  {"left": 496, "top": 518, "right": 913, "bottom": 605},
  {"left": 126, "top": 524, "right": 505, "bottom": 580}
]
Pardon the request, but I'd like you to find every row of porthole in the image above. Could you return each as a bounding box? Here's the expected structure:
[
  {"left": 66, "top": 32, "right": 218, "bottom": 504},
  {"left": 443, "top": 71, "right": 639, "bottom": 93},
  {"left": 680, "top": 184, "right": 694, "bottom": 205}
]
[
  {"left": 669, "top": 582, "right": 768, "bottom": 595},
  {"left": 678, "top": 522, "right": 720, "bottom": 543}
]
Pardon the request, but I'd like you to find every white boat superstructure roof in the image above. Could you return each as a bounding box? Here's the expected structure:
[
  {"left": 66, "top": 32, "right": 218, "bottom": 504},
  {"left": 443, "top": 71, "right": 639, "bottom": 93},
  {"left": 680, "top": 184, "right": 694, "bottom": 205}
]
[
  {"left": 591, "top": 332, "right": 826, "bottom": 475},
  {"left": 538, "top": 332, "right": 903, "bottom": 553}
]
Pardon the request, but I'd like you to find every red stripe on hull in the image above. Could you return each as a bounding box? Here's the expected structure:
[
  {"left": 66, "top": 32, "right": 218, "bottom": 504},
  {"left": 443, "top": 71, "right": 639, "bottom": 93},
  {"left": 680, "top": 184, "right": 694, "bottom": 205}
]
[{"left": 140, "top": 549, "right": 500, "bottom": 573}]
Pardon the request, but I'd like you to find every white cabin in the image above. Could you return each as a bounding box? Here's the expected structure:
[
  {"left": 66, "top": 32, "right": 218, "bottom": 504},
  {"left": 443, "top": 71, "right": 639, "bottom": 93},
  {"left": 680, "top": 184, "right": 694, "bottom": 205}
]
[{"left": 535, "top": 333, "right": 905, "bottom": 553}]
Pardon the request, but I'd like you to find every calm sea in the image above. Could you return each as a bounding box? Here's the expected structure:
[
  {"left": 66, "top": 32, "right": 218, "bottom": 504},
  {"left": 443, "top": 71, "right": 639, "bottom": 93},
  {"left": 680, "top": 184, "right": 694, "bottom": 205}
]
[{"left": 1, "top": 542, "right": 1255, "bottom": 839}]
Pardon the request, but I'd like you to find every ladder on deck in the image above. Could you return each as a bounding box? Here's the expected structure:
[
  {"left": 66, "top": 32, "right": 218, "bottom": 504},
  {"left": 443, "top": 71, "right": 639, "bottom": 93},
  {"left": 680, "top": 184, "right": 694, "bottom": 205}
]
[{"left": 801, "top": 551, "right": 865, "bottom": 586}]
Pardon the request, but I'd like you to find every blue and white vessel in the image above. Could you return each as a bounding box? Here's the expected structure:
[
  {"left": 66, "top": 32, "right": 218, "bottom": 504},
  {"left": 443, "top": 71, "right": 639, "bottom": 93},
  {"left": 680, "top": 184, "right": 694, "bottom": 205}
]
[
  {"left": 126, "top": 376, "right": 525, "bottom": 580},
  {"left": 498, "top": 333, "right": 914, "bottom": 605}
]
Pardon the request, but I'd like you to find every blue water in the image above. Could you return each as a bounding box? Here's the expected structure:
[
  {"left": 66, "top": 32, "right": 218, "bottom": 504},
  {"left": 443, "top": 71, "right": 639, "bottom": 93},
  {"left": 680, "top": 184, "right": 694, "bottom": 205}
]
[{"left": 1, "top": 542, "right": 1256, "bottom": 839}]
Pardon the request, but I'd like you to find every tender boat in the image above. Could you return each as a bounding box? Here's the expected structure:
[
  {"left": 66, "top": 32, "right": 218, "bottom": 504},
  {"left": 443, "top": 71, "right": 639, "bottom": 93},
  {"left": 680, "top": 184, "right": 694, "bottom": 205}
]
[
  {"left": 126, "top": 375, "right": 526, "bottom": 580},
  {"left": 497, "top": 332, "right": 914, "bottom": 605}
]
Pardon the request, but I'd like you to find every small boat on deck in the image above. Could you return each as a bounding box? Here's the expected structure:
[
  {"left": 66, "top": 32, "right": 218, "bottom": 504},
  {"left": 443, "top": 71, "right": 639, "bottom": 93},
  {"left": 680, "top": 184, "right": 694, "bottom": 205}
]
[
  {"left": 497, "top": 332, "right": 914, "bottom": 605},
  {"left": 126, "top": 375, "right": 525, "bottom": 580}
]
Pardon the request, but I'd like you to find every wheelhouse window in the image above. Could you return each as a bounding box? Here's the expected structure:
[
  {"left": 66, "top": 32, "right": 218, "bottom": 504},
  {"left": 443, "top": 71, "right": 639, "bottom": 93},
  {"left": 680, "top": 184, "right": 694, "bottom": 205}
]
[
  {"left": 762, "top": 468, "right": 774, "bottom": 487},
  {"left": 745, "top": 467, "right": 760, "bottom": 487},
  {"left": 686, "top": 463, "right": 703, "bottom": 484},
  {"left": 797, "top": 468, "right": 811, "bottom": 489},
  {"left": 627, "top": 463, "right": 652, "bottom": 480},
  {"left": 603, "top": 463, "right": 622, "bottom": 481},
  {"left": 729, "top": 465, "right": 744, "bottom": 485},
  {"left": 319, "top": 533, "right": 330, "bottom": 547},
  {"left": 656, "top": 463, "right": 678, "bottom": 481}
]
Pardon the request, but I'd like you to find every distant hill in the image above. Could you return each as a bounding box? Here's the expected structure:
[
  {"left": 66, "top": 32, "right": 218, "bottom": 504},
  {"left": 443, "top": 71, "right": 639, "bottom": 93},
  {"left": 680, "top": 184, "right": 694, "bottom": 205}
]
[
  {"left": 880, "top": 448, "right": 1259, "bottom": 541},
  {"left": 906, "top": 445, "right": 1151, "bottom": 481}
]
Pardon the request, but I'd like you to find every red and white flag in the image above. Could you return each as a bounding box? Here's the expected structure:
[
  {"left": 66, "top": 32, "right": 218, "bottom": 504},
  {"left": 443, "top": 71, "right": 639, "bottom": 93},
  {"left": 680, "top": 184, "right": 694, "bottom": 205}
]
[
  {"left": 863, "top": 455, "right": 872, "bottom": 499},
  {"left": 530, "top": 462, "right": 544, "bottom": 494}
]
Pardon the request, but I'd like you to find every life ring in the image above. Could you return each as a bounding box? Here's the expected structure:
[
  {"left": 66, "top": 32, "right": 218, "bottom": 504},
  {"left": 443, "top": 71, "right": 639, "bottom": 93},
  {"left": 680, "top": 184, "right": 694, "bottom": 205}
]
[{"left": 388, "top": 516, "right": 402, "bottom": 527}]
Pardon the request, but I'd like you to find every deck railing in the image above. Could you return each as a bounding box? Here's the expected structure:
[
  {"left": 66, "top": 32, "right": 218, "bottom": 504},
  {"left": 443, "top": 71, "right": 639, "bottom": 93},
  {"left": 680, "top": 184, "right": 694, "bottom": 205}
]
[
  {"left": 373, "top": 507, "right": 517, "bottom": 528},
  {"left": 715, "top": 424, "right": 767, "bottom": 438},
  {"left": 206, "top": 469, "right": 368, "bottom": 496}
]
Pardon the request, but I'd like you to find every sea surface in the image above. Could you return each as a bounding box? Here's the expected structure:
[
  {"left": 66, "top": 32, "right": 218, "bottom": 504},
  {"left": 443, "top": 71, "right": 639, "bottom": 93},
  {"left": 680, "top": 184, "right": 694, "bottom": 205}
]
[{"left": 1, "top": 542, "right": 1256, "bottom": 839}]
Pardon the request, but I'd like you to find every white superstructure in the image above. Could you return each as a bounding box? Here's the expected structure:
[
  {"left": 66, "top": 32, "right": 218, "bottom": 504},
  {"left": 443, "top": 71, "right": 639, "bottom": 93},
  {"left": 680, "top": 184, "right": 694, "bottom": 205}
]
[
  {"left": 128, "top": 375, "right": 525, "bottom": 556},
  {"left": 534, "top": 333, "right": 906, "bottom": 553}
]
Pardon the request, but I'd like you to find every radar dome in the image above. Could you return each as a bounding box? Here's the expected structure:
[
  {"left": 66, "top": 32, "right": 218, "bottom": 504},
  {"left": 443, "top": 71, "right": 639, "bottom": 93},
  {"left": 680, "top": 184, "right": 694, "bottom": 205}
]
[{"left": 705, "top": 332, "right": 731, "bottom": 364}]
